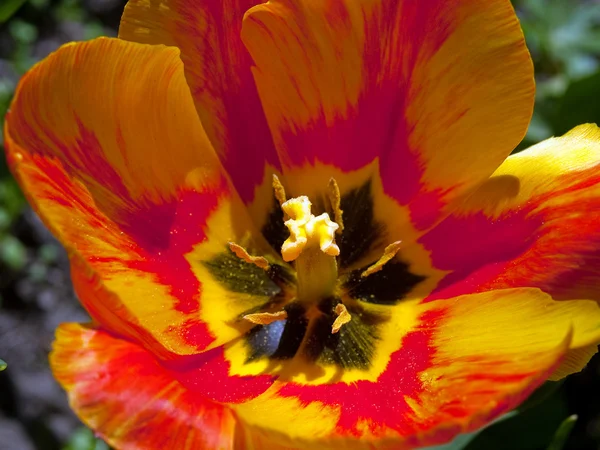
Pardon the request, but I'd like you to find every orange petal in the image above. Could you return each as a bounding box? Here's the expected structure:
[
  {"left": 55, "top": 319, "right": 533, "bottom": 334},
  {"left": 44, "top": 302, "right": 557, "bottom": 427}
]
[
  {"left": 119, "top": 0, "right": 280, "bottom": 207},
  {"left": 242, "top": 0, "right": 534, "bottom": 232},
  {"left": 230, "top": 288, "right": 597, "bottom": 449},
  {"left": 50, "top": 323, "right": 236, "bottom": 450},
  {"left": 5, "top": 38, "right": 276, "bottom": 360}
]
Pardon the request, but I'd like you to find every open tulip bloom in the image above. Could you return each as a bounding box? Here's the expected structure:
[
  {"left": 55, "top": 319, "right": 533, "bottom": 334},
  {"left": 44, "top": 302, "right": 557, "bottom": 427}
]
[{"left": 4, "top": 0, "right": 600, "bottom": 448}]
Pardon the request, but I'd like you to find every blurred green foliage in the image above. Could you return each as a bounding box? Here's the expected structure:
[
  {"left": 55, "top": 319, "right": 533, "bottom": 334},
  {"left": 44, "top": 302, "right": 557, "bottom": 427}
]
[
  {"left": 425, "top": 381, "right": 569, "bottom": 450},
  {"left": 547, "top": 415, "right": 578, "bottom": 450},
  {"left": 514, "top": 0, "right": 600, "bottom": 147},
  {"left": 0, "top": 2, "right": 118, "bottom": 446},
  {"left": 63, "top": 428, "right": 110, "bottom": 450},
  {"left": 0, "top": 0, "right": 28, "bottom": 23},
  {"left": 0, "top": 0, "right": 111, "bottom": 286}
]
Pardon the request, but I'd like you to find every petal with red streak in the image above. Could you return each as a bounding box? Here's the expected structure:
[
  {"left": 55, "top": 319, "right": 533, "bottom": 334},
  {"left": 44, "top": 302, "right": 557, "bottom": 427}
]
[
  {"left": 242, "top": 0, "right": 534, "bottom": 232},
  {"left": 119, "top": 0, "right": 280, "bottom": 208},
  {"left": 423, "top": 124, "right": 600, "bottom": 301},
  {"left": 420, "top": 124, "right": 600, "bottom": 377},
  {"left": 230, "top": 288, "right": 599, "bottom": 449},
  {"left": 50, "top": 323, "right": 236, "bottom": 450},
  {"left": 5, "top": 38, "right": 275, "bottom": 360}
]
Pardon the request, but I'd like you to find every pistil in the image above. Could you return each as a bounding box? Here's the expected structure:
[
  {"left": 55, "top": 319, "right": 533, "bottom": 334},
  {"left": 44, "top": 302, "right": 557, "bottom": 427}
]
[{"left": 281, "top": 196, "right": 340, "bottom": 304}]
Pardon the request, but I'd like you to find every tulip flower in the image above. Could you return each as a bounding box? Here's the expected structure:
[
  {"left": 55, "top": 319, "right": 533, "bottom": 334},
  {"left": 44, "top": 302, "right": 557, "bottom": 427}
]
[{"left": 5, "top": 0, "right": 600, "bottom": 448}]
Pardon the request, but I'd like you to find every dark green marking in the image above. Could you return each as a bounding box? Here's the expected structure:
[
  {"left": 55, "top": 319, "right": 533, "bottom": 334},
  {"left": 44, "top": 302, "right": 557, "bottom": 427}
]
[
  {"left": 305, "top": 298, "right": 386, "bottom": 369},
  {"left": 271, "top": 302, "right": 309, "bottom": 360},
  {"left": 261, "top": 196, "right": 288, "bottom": 254},
  {"left": 344, "top": 259, "right": 426, "bottom": 305},
  {"left": 337, "top": 180, "right": 385, "bottom": 268},
  {"left": 245, "top": 305, "right": 310, "bottom": 363},
  {"left": 267, "top": 262, "right": 296, "bottom": 286},
  {"left": 202, "top": 251, "right": 281, "bottom": 297}
]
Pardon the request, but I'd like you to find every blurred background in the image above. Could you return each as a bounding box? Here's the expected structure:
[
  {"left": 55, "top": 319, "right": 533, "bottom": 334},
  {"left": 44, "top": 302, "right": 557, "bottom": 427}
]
[{"left": 0, "top": 0, "right": 600, "bottom": 449}]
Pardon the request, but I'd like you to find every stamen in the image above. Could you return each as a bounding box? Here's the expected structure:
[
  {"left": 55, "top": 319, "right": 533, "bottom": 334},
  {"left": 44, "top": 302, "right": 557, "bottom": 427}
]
[
  {"left": 243, "top": 310, "right": 288, "bottom": 325},
  {"left": 272, "top": 174, "right": 287, "bottom": 207},
  {"left": 331, "top": 303, "right": 351, "bottom": 334},
  {"left": 327, "top": 178, "right": 344, "bottom": 234},
  {"left": 229, "top": 242, "right": 270, "bottom": 270},
  {"left": 361, "top": 241, "right": 402, "bottom": 278}
]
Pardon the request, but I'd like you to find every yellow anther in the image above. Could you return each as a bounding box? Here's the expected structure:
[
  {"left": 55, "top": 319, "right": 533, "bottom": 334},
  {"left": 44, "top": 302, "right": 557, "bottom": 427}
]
[
  {"left": 243, "top": 310, "right": 288, "bottom": 325},
  {"left": 361, "top": 241, "right": 402, "bottom": 278},
  {"left": 328, "top": 178, "right": 344, "bottom": 234},
  {"left": 331, "top": 303, "right": 351, "bottom": 334},
  {"left": 281, "top": 196, "right": 340, "bottom": 262},
  {"left": 272, "top": 174, "right": 287, "bottom": 207},
  {"left": 229, "top": 242, "right": 270, "bottom": 270}
]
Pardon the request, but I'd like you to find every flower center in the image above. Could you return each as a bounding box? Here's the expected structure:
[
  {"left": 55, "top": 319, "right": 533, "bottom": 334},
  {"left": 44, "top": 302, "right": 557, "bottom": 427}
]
[
  {"left": 208, "top": 177, "right": 429, "bottom": 376},
  {"left": 232, "top": 176, "right": 351, "bottom": 333}
]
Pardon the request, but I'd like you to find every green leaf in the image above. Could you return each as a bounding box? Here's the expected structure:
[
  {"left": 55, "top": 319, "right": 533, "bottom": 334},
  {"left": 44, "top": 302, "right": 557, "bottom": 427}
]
[
  {"left": 0, "top": 0, "right": 27, "bottom": 23},
  {"left": 464, "top": 382, "right": 568, "bottom": 450},
  {"left": 546, "top": 415, "right": 577, "bottom": 450},
  {"left": 422, "top": 380, "right": 568, "bottom": 450},
  {"left": 422, "top": 413, "right": 517, "bottom": 450},
  {"left": 0, "top": 359, "right": 6, "bottom": 371}
]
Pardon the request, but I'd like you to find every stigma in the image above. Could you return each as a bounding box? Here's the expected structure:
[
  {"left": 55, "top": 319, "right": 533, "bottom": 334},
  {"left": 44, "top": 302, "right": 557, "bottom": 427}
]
[{"left": 281, "top": 196, "right": 340, "bottom": 262}]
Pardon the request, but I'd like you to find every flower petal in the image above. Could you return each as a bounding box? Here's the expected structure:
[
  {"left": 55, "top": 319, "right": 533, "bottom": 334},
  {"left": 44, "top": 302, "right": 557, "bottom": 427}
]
[
  {"left": 229, "top": 288, "right": 593, "bottom": 449},
  {"left": 419, "top": 124, "right": 600, "bottom": 376},
  {"left": 242, "top": 0, "right": 533, "bottom": 231},
  {"left": 50, "top": 323, "right": 236, "bottom": 450},
  {"left": 119, "top": 0, "right": 280, "bottom": 208},
  {"left": 548, "top": 345, "right": 598, "bottom": 381},
  {"left": 422, "top": 124, "right": 600, "bottom": 300},
  {"left": 5, "top": 38, "right": 277, "bottom": 359},
  {"left": 421, "top": 124, "right": 600, "bottom": 379}
]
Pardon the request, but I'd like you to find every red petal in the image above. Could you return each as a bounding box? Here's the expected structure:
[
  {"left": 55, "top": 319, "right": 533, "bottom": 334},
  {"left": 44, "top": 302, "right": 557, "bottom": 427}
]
[{"left": 51, "top": 323, "right": 236, "bottom": 450}]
